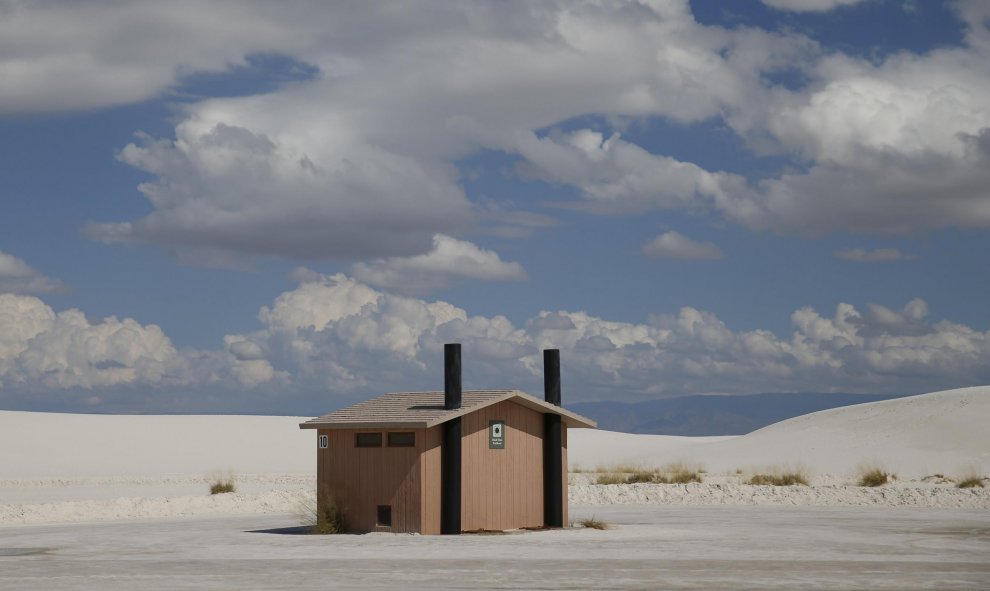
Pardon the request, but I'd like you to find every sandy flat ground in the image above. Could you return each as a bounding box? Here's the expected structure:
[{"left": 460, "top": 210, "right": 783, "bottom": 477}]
[
  {"left": 0, "top": 387, "right": 987, "bottom": 588},
  {"left": 2, "top": 505, "right": 988, "bottom": 590}
]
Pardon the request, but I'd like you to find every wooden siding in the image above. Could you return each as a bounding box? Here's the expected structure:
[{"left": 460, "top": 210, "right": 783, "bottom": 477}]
[
  {"left": 419, "top": 426, "right": 443, "bottom": 535},
  {"left": 460, "top": 400, "right": 545, "bottom": 531},
  {"left": 317, "top": 428, "right": 422, "bottom": 533},
  {"left": 562, "top": 424, "right": 568, "bottom": 526}
]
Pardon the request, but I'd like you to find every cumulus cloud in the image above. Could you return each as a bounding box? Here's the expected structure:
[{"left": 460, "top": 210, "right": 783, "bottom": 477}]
[
  {"left": 723, "top": 25, "right": 990, "bottom": 235},
  {"left": 0, "top": 252, "right": 66, "bottom": 294},
  {"left": 834, "top": 248, "right": 914, "bottom": 263},
  {"left": 351, "top": 234, "right": 526, "bottom": 294},
  {"left": 72, "top": 0, "right": 818, "bottom": 263},
  {"left": 1, "top": 277, "right": 987, "bottom": 407},
  {"left": 643, "top": 231, "right": 724, "bottom": 260},
  {"left": 0, "top": 1, "right": 327, "bottom": 114},
  {"left": 6, "top": 0, "right": 989, "bottom": 253},
  {"left": 216, "top": 275, "right": 990, "bottom": 401},
  {"left": 0, "top": 294, "right": 186, "bottom": 391},
  {"left": 503, "top": 129, "right": 746, "bottom": 214},
  {"left": 85, "top": 123, "right": 472, "bottom": 264},
  {"left": 761, "top": 0, "right": 870, "bottom": 12}
]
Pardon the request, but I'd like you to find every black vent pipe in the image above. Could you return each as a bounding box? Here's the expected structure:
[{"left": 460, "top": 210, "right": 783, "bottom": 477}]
[
  {"left": 444, "top": 343, "right": 461, "bottom": 410},
  {"left": 441, "top": 343, "right": 462, "bottom": 534},
  {"left": 544, "top": 348, "right": 561, "bottom": 406},
  {"left": 543, "top": 349, "right": 564, "bottom": 527}
]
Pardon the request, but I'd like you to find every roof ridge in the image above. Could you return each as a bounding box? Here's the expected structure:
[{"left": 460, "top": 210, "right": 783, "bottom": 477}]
[{"left": 299, "top": 389, "right": 595, "bottom": 430}]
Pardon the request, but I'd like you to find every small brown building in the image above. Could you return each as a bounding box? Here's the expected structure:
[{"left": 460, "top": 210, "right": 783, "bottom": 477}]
[{"left": 299, "top": 345, "right": 595, "bottom": 534}]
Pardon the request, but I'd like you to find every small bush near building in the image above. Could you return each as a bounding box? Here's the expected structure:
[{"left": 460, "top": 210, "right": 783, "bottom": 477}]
[{"left": 305, "top": 489, "right": 346, "bottom": 534}]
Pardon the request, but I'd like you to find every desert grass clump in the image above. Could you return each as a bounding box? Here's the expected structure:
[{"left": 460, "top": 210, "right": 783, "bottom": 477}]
[
  {"left": 956, "top": 468, "right": 986, "bottom": 489},
  {"left": 300, "top": 489, "right": 346, "bottom": 534},
  {"left": 747, "top": 469, "right": 809, "bottom": 487},
  {"left": 580, "top": 516, "right": 609, "bottom": 530},
  {"left": 957, "top": 477, "right": 986, "bottom": 489},
  {"left": 595, "top": 472, "right": 629, "bottom": 485},
  {"left": 624, "top": 470, "right": 659, "bottom": 484},
  {"left": 657, "top": 463, "right": 703, "bottom": 484},
  {"left": 593, "top": 462, "right": 703, "bottom": 485},
  {"left": 207, "top": 469, "right": 237, "bottom": 495},
  {"left": 857, "top": 466, "right": 892, "bottom": 487}
]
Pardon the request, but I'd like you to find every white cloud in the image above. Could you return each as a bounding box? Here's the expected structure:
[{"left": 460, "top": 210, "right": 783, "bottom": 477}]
[
  {"left": 723, "top": 32, "right": 990, "bottom": 235},
  {"left": 71, "top": 1, "right": 814, "bottom": 262},
  {"left": 761, "top": 0, "right": 871, "bottom": 12},
  {"left": 0, "top": 252, "right": 66, "bottom": 294},
  {"left": 1, "top": 277, "right": 987, "bottom": 406},
  {"left": 351, "top": 234, "right": 526, "bottom": 294},
  {"left": 6, "top": 0, "right": 989, "bottom": 250},
  {"left": 834, "top": 248, "right": 914, "bottom": 262},
  {"left": 0, "top": 294, "right": 186, "bottom": 391},
  {"left": 643, "top": 231, "right": 724, "bottom": 260},
  {"left": 504, "top": 129, "right": 746, "bottom": 214},
  {"left": 85, "top": 123, "right": 473, "bottom": 264},
  {"left": 216, "top": 275, "right": 990, "bottom": 401},
  {"left": 0, "top": 1, "right": 327, "bottom": 114}
]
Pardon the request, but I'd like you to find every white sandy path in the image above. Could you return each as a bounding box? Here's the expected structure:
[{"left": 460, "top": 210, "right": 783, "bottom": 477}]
[{"left": 570, "top": 386, "right": 990, "bottom": 479}]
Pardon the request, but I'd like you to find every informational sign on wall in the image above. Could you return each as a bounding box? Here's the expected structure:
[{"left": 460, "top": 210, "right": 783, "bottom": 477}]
[
  {"left": 489, "top": 420, "right": 505, "bottom": 449},
  {"left": 318, "top": 435, "right": 329, "bottom": 449}
]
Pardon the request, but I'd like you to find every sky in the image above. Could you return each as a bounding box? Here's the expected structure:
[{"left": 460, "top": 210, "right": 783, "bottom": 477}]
[{"left": 1, "top": 0, "right": 989, "bottom": 414}]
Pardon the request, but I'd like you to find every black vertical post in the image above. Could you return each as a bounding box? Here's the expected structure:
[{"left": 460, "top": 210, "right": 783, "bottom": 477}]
[
  {"left": 444, "top": 343, "right": 461, "bottom": 410},
  {"left": 441, "top": 417, "right": 462, "bottom": 534},
  {"left": 544, "top": 349, "right": 560, "bottom": 406},
  {"left": 543, "top": 349, "right": 563, "bottom": 527},
  {"left": 441, "top": 343, "right": 462, "bottom": 534}
]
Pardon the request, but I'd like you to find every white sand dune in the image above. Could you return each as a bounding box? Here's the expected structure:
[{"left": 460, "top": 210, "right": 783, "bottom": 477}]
[
  {"left": 0, "top": 412, "right": 312, "bottom": 478},
  {"left": 569, "top": 386, "right": 990, "bottom": 479},
  {"left": 1, "top": 386, "right": 988, "bottom": 525}
]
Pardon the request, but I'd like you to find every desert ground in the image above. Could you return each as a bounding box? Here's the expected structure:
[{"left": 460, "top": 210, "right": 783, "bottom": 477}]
[{"left": 1, "top": 386, "right": 988, "bottom": 589}]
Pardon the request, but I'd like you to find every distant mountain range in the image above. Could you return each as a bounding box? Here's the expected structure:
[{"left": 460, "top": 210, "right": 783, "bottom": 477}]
[{"left": 568, "top": 392, "right": 910, "bottom": 436}]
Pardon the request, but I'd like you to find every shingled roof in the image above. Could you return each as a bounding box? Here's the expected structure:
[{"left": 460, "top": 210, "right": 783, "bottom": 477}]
[{"left": 299, "top": 389, "right": 596, "bottom": 430}]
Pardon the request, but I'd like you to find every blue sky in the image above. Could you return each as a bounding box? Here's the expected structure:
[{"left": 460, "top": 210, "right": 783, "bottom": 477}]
[{"left": 1, "top": 0, "right": 989, "bottom": 414}]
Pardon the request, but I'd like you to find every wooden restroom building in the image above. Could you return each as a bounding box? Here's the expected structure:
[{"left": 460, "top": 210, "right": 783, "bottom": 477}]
[{"left": 299, "top": 344, "right": 596, "bottom": 534}]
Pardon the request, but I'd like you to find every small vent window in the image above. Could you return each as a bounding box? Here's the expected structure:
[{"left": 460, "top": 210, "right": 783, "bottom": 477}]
[
  {"left": 355, "top": 432, "right": 382, "bottom": 447},
  {"left": 377, "top": 505, "right": 392, "bottom": 527},
  {"left": 387, "top": 432, "right": 415, "bottom": 447}
]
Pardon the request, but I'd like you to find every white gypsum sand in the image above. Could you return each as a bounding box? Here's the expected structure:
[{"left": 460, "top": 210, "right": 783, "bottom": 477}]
[
  {"left": 1, "top": 386, "right": 988, "bottom": 525},
  {"left": 569, "top": 385, "right": 990, "bottom": 480}
]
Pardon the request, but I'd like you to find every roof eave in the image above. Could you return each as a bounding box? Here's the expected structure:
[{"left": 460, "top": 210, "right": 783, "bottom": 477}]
[{"left": 299, "top": 421, "right": 431, "bottom": 430}]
